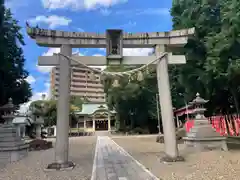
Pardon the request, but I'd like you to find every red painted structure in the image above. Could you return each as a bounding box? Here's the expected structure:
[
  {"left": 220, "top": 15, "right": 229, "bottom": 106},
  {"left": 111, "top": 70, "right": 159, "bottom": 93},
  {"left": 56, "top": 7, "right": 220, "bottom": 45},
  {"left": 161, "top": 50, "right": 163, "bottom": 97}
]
[
  {"left": 174, "top": 104, "right": 194, "bottom": 117},
  {"left": 185, "top": 116, "right": 240, "bottom": 136},
  {"left": 174, "top": 106, "right": 240, "bottom": 136}
]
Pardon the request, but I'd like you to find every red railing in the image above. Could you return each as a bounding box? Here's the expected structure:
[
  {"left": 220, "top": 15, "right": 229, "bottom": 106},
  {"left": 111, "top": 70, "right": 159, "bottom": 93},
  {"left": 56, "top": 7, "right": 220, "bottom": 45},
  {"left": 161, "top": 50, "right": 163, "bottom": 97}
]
[{"left": 185, "top": 115, "right": 240, "bottom": 136}]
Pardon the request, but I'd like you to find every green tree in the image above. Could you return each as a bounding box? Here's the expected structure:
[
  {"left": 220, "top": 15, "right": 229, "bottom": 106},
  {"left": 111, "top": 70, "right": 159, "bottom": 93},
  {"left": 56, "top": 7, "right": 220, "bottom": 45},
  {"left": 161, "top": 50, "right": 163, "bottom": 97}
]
[
  {"left": 0, "top": 0, "right": 4, "bottom": 27},
  {"left": 170, "top": 0, "right": 227, "bottom": 113},
  {"left": 206, "top": 0, "right": 240, "bottom": 114},
  {"left": 0, "top": 7, "right": 32, "bottom": 106},
  {"left": 102, "top": 66, "right": 159, "bottom": 133},
  {"left": 70, "top": 95, "right": 84, "bottom": 110},
  {"left": 171, "top": 0, "right": 240, "bottom": 116},
  {"left": 0, "top": 0, "right": 4, "bottom": 31},
  {"left": 30, "top": 96, "right": 81, "bottom": 127}
]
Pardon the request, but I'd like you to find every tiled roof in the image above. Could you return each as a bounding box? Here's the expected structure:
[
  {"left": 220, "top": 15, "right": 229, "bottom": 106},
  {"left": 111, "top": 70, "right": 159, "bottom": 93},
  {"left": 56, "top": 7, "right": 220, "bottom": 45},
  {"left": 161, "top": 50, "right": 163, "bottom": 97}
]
[{"left": 75, "top": 103, "right": 115, "bottom": 115}]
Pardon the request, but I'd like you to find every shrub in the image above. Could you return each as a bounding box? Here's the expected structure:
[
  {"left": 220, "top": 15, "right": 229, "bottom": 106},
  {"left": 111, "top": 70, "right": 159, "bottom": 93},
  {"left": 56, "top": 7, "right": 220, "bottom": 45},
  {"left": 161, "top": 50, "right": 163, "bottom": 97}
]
[
  {"left": 69, "top": 132, "right": 94, "bottom": 136},
  {"left": 29, "top": 139, "right": 53, "bottom": 151}
]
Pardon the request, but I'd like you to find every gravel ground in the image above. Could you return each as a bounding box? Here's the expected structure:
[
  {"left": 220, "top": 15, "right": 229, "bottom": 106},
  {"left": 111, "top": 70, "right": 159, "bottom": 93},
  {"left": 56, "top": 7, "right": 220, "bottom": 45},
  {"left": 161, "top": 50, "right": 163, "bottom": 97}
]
[
  {"left": 112, "top": 135, "right": 240, "bottom": 180},
  {"left": 0, "top": 136, "right": 96, "bottom": 180}
]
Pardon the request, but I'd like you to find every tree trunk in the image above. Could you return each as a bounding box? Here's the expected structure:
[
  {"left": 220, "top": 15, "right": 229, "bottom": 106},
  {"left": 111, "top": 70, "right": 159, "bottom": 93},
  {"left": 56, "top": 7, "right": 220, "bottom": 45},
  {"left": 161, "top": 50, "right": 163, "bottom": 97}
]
[{"left": 230, "top": 87, "right": 240, "bottom": 115}]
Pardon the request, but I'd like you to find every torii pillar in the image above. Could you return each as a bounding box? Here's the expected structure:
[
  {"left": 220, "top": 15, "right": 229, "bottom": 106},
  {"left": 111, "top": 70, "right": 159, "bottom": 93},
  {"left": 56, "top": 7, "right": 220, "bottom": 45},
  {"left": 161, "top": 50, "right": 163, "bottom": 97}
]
[
  {"left": 56, "top": 45, "right": 74, "bottom": 168},
  {"left": 47, "top": 45, "right": 75, "bottom": 170},
  {"left": 155, "top": 45, "right": 180, "bottom": 161}
]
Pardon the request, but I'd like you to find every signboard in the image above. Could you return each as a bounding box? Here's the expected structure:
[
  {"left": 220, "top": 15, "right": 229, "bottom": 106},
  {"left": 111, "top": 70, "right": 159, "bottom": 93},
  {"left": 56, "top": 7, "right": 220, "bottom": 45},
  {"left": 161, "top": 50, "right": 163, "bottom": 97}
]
[{"left": 106, "top": 29, "right": 123, "bottom": 60}]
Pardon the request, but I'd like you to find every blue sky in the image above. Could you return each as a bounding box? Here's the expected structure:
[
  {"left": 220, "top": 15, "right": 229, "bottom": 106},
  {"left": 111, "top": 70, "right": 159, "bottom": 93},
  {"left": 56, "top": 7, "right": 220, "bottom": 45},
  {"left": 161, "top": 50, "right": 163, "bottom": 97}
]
[{"left": 5, "top": 0, "right": 173, "bottom": 108}]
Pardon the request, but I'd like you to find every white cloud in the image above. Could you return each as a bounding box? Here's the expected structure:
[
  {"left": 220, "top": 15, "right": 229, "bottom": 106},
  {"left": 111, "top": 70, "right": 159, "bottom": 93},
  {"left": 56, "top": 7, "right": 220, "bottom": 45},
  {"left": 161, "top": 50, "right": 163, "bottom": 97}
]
[
  {"left": 99, "top": 48, "right": 106, "bottom": 52},
  {"left": 29, "top": 15, "right": 72, "bottom": 28},
  {"left": 25, "top": 75, "right": 36, "bottom": 84},
  {"left": 77, "top": 27, "right": 85, "bottom": 32},
  {"left": 37, "top": 66, "right": 54, "bottom": 74},
  {"left": 41, "top": 0, "right": 127, "bottom": 10},
  {"left": 43, "top": 48, "right": 61, "bottom": 57},
  {"left": 99, "top": 48, "right": 153, "bottom": 56},
  {"left": 44, "top": 82, "right": 50, "bottom": 91},
  {"left": 97, "top": 48, "right": 154, "bottom": 58},
  {"left": 123, "top": 48, "right": 154, "bottom": 56}
]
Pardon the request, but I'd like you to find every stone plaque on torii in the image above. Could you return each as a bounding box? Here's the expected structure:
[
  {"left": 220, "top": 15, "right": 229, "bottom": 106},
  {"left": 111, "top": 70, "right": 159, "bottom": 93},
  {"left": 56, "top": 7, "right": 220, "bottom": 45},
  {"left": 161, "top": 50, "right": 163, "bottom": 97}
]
[{"left": 27, "top": 25, "right": 194, "bottom": 170}]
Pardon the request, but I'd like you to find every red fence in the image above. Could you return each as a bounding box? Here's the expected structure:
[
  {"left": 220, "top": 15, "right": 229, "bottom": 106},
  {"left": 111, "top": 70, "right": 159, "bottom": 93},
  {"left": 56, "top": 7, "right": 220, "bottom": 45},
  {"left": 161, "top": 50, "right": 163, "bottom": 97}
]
[{"left": 185, "top": 115, "right": 240, "bottom": 136}]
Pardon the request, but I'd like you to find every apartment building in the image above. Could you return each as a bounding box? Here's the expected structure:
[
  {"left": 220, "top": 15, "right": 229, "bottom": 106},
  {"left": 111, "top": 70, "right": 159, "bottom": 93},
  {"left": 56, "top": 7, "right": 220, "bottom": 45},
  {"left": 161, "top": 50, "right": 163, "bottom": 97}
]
[{"left": 50, "top": 66, "right": 105, "bottom": 102}]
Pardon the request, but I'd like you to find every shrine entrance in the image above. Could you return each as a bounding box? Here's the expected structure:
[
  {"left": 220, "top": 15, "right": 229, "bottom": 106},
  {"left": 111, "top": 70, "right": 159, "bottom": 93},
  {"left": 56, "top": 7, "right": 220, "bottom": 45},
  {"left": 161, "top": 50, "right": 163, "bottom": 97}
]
[
  {"left": 95, "top": 120, "right": 108, "bottom": 131},
  {"left": 92, "top": 109, "right": 111, "bottom": 131}
]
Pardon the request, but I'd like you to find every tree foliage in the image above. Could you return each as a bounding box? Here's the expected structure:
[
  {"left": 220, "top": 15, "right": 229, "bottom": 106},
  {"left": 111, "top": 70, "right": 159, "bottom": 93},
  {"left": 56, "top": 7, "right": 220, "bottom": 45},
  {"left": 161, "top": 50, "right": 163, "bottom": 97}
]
[
  {"left": 102, "top": 66, "right": 159, "bottom": 133},
  {"left": 0, "top": 6, "right": 32, "bottom": 106},
  {"left": 170, "top": 0, "right": 240, "bottom": 115},
  {"left": 29, "top": 96, "right": 83, "bottom": 127}
]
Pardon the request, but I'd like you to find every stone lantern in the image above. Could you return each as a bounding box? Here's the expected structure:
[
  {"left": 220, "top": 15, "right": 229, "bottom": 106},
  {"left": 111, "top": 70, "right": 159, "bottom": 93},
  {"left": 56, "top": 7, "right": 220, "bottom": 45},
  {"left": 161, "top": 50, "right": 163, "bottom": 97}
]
[
  {"left": 31, "top": 103, "right": 44, "bottom": 139},
  {"left": 190, "top": 92, "right": 209, "bottom": 121},
  {"left": 0, "top": 98, "right": 29, "bottom": 164},
  {"left": 0, "top": 98, "right": 16, "bottom": 125},
  {"left": 183, "top": 93, "right": 228, "bottom": 151}
]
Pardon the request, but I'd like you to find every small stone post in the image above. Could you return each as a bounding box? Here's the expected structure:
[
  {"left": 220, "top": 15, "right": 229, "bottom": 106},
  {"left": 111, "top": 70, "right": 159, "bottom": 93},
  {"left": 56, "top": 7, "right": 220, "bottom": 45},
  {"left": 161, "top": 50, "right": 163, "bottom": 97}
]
[
  {"left": 84, "top": 120, "right": 86, "bottom": 130},
  {"left": 108, "top": 113, "right": 111, "bottom": 132},
  {"left": 22, "top": 125, "right": 26, "bottom": 137},
  {"left": 35, "top": 124, "right": 41, "bottom": 139},
  {"left": 93, "top": 117, "right": 95, "bottom": 131}
]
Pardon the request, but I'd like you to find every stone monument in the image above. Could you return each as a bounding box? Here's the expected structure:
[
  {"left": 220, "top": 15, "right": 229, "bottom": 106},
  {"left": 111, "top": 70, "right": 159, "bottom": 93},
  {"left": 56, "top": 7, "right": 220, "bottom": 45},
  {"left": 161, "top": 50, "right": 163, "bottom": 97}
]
[
  {"left": 0, "top": 98, "right": 29, "bottom": 164},
  {"left": 183, "top": 93, "right": 228, "bottom": 151},
  {"left": 26, "top": 25, "right": 195, "bottom": 169}
]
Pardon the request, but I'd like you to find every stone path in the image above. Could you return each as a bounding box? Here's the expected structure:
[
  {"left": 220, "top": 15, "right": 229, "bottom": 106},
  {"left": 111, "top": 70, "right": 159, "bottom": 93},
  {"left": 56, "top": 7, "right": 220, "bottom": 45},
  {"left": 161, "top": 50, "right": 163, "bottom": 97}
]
[{"left": 91, "top": 136, "right": 160, "bottom": 180}]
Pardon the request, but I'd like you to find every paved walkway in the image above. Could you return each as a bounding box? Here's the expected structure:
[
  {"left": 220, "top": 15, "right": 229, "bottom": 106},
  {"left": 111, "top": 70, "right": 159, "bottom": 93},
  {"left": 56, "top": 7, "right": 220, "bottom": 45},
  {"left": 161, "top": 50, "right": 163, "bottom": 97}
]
[{"left": 91, "top": 136, "right": 160, "bottom": 180}]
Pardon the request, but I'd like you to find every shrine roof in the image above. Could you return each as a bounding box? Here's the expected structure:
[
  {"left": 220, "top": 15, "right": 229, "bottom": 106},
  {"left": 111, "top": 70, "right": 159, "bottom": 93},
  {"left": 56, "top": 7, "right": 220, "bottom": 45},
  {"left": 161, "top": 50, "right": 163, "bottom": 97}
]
[
  {"left": 75, "top": 103, "right": 115, "bottom": 115},
  {"left": 174, "top": 104, "right": 195, "bottom": 116}
]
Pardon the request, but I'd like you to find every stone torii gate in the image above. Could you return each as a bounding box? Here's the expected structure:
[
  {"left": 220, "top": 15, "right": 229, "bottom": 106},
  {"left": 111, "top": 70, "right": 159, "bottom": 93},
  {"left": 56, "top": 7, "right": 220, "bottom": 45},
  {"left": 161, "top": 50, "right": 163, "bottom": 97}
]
[{"left": 27, "top": 27, "right": 194, "bottom": 169}]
